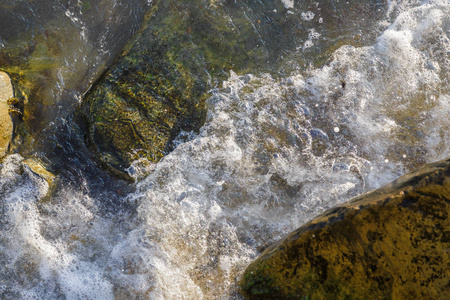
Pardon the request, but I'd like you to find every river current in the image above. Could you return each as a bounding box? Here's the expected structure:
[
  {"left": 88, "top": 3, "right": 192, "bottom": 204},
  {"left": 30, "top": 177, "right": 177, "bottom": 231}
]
[{"left": 0, "top": 0, "right": 449, "bottom": 299}]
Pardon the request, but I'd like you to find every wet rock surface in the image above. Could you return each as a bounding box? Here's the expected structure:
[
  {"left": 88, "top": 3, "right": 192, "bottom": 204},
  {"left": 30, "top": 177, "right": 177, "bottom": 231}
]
[
  {"left": 0, "top": 71, "right": 13, "bottom": 158},
  {"left": 22, "top": 158, "right": 56, "bottom": 187},
  {"left": 241, "top": 158, "right": 450, "bottom": 299},
  {"left": 78, "top": 0, "right": 388, "bottom": 177},
  {"left": 0, "top": 0, "right": 151, "bottom": 162},
  {"left": 78, "top": 0, "right": 292, "bottom": 176}
]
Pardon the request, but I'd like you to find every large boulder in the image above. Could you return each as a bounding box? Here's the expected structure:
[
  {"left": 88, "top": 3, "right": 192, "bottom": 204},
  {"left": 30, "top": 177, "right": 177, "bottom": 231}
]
[
  {"left": 78, "top": 0, "right": 388, "bottom": 178},
  {"left": 241, "top": 158, "right": 450, "bottom": 299},
  {"left": 77, "top": 0, "right": 292, "bottom": 177}
]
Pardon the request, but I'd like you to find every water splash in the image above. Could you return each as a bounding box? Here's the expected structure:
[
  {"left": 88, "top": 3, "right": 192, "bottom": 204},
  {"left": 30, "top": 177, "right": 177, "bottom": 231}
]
[{"left": 0, "top": 1, "right": 449, "bottom": 299}]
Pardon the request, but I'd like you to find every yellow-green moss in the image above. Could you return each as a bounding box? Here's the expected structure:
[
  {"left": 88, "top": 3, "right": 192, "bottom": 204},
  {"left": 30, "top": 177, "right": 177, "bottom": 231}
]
[{"left": 241, "top": 158, "right": 450, "bottom": 299}]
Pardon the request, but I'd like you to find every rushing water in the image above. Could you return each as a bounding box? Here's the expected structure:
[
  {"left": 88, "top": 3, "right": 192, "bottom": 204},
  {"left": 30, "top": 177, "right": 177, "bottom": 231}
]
[{"left": 1, "top": 0, "right": 449, "bottom": 299}]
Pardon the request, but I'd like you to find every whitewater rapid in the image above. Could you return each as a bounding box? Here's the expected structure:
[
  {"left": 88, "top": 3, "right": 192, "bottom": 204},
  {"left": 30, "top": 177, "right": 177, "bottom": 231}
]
[{"left": 0, "top": 1, "right": 449, "bottom": 299}]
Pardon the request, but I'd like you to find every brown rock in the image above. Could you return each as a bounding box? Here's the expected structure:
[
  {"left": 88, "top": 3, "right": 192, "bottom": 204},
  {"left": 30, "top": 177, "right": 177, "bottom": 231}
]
[
  {"left": 22, "top": 158, "right": 55, "bottom": 186},
  {"left": 0, "top": 71, "right": 13, "bottom": 158},
  {"left": 241, "top": 158, "right": 450, "bottom": 299}
]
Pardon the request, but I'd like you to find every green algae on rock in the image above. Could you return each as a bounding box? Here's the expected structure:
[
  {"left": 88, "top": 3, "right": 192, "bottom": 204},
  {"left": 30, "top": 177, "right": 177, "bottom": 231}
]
[
  {"left": 77, "top": 0, "right": 289, "bottom": 176},
  {"left": 78, "top": 0, "right": 389, "bottom": 177},
  {"left": 0, "top": 0, "right": 151, "bottom": 162},
  {"left": 241, "top": 158, "right": 450, "bottom": 299},
  {"left": 0, "top": 71, "right": 14, "bottom": 159},
  {"left": 0, "top": 0, "right": 388, "bottom": 177}
]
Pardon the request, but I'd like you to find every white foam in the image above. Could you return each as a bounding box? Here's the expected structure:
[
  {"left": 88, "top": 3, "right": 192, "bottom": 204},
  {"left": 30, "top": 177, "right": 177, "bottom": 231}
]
[
  {"left": 127, "top": 3, "right": 449, "bottom": 298},
  {"left": 1, "top": 1, "right": 449, "bottom": 299},
  {"left": 281, "top": 0, "right": 294, "bottom": 10},
  {"left": 301, "top": 11, "right": 315, "bottom": 21},
  {"left": 0, "top": 155, "right": 115, "bottom": 299}
]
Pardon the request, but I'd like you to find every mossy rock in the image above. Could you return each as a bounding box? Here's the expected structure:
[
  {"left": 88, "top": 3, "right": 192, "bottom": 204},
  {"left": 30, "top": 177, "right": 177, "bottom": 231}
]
[
  {"left": 0, "top": 0, "right": 387, "bottom": 176},
  {"left": 79, "top": 0, "right": 388, "bottom": 178},
  {"left": 241, "top": 158, "right": 450, "bottom": 299},
  {"left": 77, "top": 0, "right": 291, "bottom": 177}
]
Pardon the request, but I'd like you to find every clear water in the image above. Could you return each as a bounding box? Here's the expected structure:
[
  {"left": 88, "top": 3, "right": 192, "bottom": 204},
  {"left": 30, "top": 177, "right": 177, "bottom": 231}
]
[{"left": 0, "top": 0, "right": 449, "bottom": 299}]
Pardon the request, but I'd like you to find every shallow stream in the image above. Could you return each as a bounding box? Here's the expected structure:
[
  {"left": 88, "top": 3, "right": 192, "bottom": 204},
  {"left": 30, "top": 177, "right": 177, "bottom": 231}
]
[{"left": 0, "top": 0, "right": 449, "bottom": 299}]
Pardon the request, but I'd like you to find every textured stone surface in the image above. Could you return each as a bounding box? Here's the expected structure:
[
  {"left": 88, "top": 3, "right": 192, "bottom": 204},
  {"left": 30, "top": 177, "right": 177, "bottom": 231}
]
[
  {"left": 0, "top": 71, "right": 13, "bottom": 158},
  {"left": 78, "top": 0, "right": 388, "bottom": 178},
  {"left": 241, "top": 158, "right": 450, "bottom": 299},
  {"left": 77, "top": 0, "right": 291, "bottom": 177}
]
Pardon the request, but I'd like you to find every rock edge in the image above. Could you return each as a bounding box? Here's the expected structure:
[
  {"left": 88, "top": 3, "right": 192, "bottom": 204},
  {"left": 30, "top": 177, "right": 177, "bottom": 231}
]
[{"left": 241, "top": 158, "right": 450, "bottom": 299}]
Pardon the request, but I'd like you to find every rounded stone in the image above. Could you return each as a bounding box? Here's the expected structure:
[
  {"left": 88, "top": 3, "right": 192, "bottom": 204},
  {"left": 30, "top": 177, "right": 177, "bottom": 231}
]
[{"left": 241, "top": 158, "right": 450, "bottom": 299}]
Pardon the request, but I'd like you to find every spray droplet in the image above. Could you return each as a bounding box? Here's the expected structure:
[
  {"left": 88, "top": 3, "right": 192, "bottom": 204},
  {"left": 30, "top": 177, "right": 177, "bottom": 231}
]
[{"left": 333, "top": 127, "right": 340, "bottom": 133}]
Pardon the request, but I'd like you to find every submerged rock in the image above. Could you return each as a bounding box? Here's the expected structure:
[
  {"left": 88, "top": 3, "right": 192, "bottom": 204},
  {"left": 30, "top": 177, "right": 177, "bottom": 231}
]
[
  {"left": 78, "top": 0, "right": 388, "bottom": 177},
  {"left": 0, "top": 0, "right": 151, "bottom": 166},
  {"left": 0, "top": 71, "right": 13, "bottom": 158},
  {"left": 78, "top": 0, "right": 290, "bottom": 176},
  {"left": 241, "top": 158, "right": 450, "bottom": 299}
]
